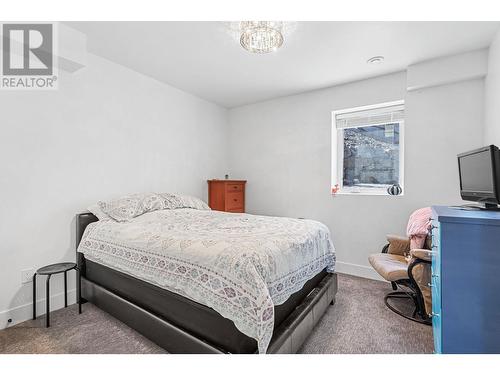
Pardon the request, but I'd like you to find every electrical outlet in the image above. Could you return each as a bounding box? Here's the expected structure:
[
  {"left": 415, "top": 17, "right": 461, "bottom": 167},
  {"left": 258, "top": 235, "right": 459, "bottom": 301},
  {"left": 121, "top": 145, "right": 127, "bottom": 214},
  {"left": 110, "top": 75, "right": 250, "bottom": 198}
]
[{"left": 21, "top": 269, "right": 34, "bottom": 284}]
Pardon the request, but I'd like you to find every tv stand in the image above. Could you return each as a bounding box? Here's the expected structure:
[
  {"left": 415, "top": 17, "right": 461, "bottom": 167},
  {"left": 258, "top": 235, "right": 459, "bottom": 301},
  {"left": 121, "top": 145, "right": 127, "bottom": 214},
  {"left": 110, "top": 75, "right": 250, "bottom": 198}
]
[{"left": 431, "top": 206, "right": 500, "bottom": 353}]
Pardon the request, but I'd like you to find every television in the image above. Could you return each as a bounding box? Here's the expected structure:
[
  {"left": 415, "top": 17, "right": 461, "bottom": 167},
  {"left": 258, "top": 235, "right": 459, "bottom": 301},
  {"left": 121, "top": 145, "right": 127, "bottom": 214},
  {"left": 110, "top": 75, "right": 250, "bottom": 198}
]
[{"left": 458, "top": 145, "right": 500, "bottom": 210}]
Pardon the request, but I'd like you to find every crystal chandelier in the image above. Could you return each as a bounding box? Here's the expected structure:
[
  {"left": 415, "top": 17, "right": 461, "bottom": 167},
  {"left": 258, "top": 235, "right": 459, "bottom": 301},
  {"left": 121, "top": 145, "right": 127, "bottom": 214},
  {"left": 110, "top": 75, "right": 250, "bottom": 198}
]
[{"left": 238, "top": 21, "right": 285, "bottom": 53}]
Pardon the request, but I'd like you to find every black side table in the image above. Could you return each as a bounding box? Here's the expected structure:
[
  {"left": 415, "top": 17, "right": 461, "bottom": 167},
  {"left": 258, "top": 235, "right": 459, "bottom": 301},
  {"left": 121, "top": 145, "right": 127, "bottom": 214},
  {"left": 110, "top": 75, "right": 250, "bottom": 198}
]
[{"left": 33, "top": 262, "right": 81, "bottom": 327}]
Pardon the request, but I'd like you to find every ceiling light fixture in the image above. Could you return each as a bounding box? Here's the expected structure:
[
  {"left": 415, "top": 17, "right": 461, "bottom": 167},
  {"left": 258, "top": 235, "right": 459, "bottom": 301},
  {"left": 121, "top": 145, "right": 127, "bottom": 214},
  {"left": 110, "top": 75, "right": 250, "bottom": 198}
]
[
  {"left": 367, "top": 56, "right": 385, "bottom": 64},
  {"left": 240, "top": 21, "right": 284, "bottom": 53},
  {"left": 227, "top": 21, "right": 294, "bottom": 54}
]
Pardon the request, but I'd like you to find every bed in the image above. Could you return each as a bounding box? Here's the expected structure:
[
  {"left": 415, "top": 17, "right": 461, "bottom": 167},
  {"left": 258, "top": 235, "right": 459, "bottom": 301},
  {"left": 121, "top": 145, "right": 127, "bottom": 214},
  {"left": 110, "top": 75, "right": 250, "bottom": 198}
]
[{"left": 76, "top": 196, "right": 337, "bottom": 354}]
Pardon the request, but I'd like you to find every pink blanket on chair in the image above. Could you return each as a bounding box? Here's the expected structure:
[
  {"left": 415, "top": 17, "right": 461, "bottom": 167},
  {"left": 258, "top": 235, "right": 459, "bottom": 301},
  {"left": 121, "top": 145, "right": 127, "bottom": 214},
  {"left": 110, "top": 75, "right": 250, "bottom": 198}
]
[{"left": 406, "top": 207, "right": 432, "bottom": 249}]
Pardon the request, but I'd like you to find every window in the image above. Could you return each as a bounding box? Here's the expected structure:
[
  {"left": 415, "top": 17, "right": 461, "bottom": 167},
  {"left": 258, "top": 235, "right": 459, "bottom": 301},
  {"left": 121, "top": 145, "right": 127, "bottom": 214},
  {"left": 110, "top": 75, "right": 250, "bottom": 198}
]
[{"left": 332, "top": 100, "right": 404, "bottom": 195}]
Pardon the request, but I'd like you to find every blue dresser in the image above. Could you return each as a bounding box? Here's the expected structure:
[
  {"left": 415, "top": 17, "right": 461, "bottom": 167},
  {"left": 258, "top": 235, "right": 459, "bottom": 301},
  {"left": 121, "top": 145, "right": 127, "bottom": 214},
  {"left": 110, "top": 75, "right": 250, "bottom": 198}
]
[{"left": 431, "top": 206, "right": 500, "bottom": 353}]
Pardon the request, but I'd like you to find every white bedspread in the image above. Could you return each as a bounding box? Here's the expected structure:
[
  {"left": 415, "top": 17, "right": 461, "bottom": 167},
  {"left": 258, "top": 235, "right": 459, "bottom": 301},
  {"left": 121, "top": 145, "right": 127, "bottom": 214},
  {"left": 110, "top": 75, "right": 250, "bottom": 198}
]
[{"left": 78, "top": 208, "right": 335, "bottom": 353}]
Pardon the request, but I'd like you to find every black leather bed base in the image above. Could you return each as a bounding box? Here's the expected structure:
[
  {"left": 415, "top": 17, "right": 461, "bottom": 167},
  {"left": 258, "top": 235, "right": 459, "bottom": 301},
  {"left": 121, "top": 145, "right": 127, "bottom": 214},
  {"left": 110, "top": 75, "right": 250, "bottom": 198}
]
[
  {"left": 84, "top": 259, "right": 329, "bottom": 353},
  {"left": 76, "top": 212, "right": 338, "bottom": 353}
]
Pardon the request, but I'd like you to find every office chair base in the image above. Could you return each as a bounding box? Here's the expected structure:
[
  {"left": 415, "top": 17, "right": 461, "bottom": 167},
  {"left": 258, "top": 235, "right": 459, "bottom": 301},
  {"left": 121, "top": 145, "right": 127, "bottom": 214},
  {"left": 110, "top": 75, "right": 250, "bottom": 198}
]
[{"left": 384, "top": 291, "right": 432, "bottom": 326}]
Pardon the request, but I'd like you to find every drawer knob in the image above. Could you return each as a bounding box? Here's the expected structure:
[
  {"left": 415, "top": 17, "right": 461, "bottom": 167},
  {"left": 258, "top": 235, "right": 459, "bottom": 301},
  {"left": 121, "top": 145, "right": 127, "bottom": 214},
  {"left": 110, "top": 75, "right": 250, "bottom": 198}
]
[{"left": 234, "top": 199, "right": 237, "bottom": 202}]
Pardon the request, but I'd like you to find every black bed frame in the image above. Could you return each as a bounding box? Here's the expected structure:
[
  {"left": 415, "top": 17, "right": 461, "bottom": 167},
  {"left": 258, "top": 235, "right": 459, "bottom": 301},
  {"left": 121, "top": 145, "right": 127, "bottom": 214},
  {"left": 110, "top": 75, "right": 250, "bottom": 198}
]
[{"left": 76, "top": 212, "right": 338, "bottom": 354}]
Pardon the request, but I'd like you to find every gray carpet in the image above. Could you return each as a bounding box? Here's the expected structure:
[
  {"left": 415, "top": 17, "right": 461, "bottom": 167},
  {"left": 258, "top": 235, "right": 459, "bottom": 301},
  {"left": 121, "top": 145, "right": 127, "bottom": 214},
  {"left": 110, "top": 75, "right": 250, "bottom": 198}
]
[
  {"left": 0, "top": 274, "right": 433, "bottom": 354},
  {"left": 298, "top": 274, "right": 433, "bottom": 354}
]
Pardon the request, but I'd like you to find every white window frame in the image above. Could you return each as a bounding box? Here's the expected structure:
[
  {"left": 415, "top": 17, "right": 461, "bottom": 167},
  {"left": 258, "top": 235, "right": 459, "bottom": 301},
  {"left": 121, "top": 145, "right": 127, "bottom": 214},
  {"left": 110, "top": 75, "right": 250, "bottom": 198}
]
[{"left": 331, "top": 100, "right": 405, "bottom": 196}]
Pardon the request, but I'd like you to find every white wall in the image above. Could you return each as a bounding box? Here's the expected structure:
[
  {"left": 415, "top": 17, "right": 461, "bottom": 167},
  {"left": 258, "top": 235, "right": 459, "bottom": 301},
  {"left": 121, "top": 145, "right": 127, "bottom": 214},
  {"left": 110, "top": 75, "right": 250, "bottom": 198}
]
[
  {"left": 485, "top": 30, "right": 500, "bottom": 145},
  {"left": 407, "top": 49, "right": 488, "bottom": 92},
  {"left": 0, "top": 53, "right": 228, "bottom": 328},
  {"left": 228, "top": 72, "right": 485, "bottom": 279}
]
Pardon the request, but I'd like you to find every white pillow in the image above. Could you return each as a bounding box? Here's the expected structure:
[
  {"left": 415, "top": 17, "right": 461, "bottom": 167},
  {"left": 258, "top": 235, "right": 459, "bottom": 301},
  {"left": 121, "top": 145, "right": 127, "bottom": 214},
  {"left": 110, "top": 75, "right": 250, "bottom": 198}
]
[
  {"left": 96, "top": 192, "right": 210, "bottom": 222},
  {"left": 160, "top": 193, "right": 211, "bottom": 211}
]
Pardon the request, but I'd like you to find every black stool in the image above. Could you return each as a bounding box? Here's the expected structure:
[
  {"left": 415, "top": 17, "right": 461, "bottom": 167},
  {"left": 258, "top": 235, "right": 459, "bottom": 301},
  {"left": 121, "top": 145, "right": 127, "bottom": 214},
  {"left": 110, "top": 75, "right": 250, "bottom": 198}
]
[{"left": 33, "top": 262, "right": 81, "bottom": 327}]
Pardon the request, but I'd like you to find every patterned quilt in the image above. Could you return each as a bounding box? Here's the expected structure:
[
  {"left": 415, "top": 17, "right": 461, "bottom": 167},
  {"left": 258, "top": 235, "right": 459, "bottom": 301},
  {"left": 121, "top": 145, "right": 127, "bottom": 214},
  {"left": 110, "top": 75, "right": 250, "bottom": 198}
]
[{"left": 78, "top": 208, "right": 335, "bottom": 353}]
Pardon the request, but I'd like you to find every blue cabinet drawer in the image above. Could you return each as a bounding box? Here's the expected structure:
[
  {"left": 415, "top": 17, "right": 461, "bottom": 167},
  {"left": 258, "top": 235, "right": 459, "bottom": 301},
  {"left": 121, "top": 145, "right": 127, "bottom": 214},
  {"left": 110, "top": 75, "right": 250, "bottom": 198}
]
[{"left": 431, "top": 280, "right": 442, "bottom": 353}]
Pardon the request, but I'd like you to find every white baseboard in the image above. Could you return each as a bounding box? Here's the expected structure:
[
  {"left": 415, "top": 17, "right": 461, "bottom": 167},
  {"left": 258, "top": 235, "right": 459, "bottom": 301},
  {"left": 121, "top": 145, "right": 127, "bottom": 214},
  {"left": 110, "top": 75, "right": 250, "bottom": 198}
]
[
  {"left": 335, "top": 261, "right": 385, "bottom": 281},
  {"left": 0, "top": 289, "right": 76, "bottom": 330}
]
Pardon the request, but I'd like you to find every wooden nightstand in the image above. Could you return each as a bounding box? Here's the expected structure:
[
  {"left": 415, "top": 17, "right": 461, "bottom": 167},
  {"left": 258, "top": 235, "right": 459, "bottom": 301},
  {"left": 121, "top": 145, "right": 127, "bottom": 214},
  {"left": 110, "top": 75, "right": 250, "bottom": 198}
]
[{"left": 207, "top": 180, "right": 247, "bottom": 213}]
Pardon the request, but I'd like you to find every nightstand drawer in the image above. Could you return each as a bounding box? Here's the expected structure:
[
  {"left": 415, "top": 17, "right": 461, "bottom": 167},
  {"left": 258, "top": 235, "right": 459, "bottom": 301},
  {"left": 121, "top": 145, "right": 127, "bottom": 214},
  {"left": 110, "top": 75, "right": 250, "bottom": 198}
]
[
  {"left": 227, "top": 208, "right": 244, "bottom": 213},
  {"left": 226, "top": 192, "right": 244, "bottom": 210},
  {"left": 226, "top": 184, "right": 243, "bottom": 192}
]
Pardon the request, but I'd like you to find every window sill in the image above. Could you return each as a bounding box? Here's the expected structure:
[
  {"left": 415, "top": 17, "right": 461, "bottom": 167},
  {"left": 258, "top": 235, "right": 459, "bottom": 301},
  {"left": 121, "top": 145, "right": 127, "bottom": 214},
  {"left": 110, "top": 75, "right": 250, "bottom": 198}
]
[{"left": 333, "top": 191, "right": 404, "bottom": 197}]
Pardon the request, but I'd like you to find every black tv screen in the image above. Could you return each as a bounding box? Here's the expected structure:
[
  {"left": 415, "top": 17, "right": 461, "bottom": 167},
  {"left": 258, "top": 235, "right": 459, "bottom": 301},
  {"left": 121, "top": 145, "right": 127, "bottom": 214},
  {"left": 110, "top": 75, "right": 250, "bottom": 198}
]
[
  {"left": 458, "top": 145, "right": 500, "bottom": 205},
  {"left": 459, "top": 150, "right": 494, "bottom": 193}
]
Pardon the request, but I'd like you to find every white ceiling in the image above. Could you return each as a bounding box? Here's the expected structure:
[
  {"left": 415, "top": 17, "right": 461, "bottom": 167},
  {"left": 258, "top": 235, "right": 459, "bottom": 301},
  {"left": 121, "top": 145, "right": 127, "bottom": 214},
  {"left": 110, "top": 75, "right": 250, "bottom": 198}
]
[{"left": 66, "top": 21, "right": 499, "bottom": 108}]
